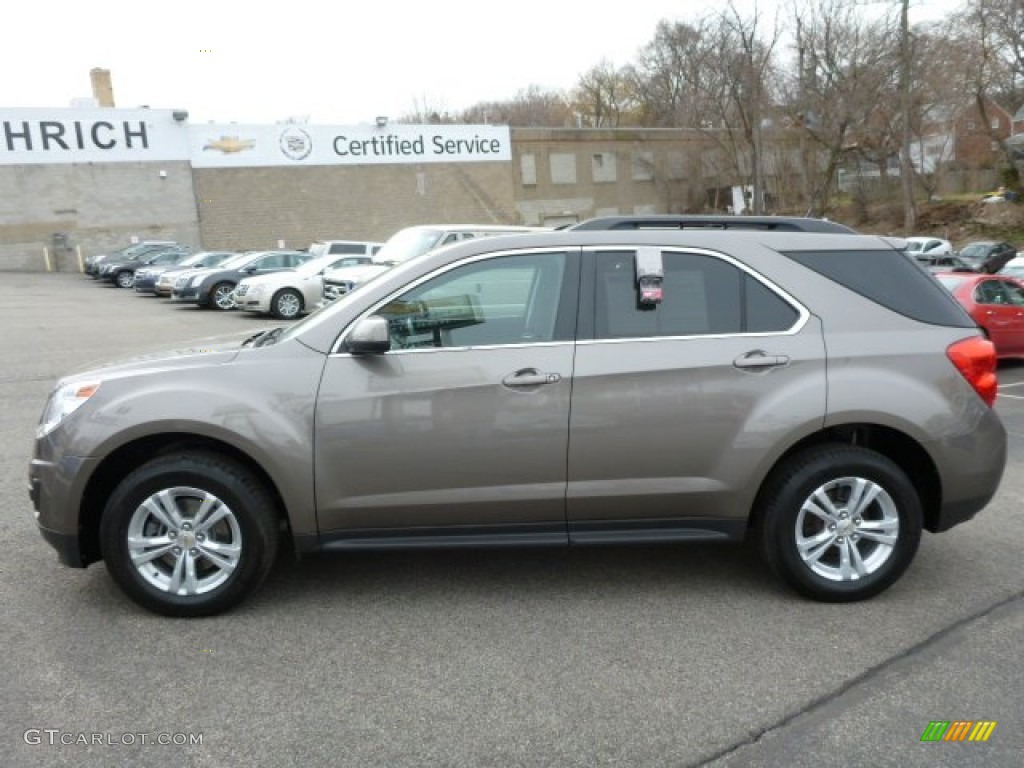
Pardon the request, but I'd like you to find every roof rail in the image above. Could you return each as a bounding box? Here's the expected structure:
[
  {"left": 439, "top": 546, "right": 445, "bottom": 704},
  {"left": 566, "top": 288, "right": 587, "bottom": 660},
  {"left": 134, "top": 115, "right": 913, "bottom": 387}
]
[{"left": 569, "top": 215, "right": 856, "bottom": 234}]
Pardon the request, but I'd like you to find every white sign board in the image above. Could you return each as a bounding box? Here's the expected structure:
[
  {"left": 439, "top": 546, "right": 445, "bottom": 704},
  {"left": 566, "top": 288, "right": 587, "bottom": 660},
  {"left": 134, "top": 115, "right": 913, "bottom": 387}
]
[
  {"left": 188, "top": 123, "right": 511, "bottom": 168},
  {"left": 0, "top": 109, "right": 189, "bottom": 165}
]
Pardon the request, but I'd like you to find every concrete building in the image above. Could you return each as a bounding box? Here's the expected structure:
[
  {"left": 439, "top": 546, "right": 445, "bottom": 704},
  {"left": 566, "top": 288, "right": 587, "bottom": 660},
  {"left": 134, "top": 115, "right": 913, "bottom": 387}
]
[{"left": 1, "top": 108, "right": 719, "bottom": 271}]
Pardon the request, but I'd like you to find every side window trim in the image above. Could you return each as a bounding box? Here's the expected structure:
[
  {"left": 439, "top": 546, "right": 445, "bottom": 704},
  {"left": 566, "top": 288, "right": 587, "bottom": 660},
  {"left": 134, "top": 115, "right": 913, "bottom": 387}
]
[
  {"left": 578, "top": 246, "right": 808, "bottom": 343},
  {"left": 332, "top": 248, "right": 581, "bottom": 355}
]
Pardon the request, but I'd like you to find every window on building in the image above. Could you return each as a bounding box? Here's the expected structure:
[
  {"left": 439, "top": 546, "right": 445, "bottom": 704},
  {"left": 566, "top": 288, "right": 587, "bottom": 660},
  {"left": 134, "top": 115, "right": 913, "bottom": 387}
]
[
  {"left": 592, "top": 153, "right": 617, "bottom": 183},
  {"left": 550, "top": 153, "right": 577, "bottom": 184},
  {"left": 632, "top": 151, "right": 655, "bottom": 181},
  {"left": 520, "top": 154, "right": 537, "bottom": 186}
]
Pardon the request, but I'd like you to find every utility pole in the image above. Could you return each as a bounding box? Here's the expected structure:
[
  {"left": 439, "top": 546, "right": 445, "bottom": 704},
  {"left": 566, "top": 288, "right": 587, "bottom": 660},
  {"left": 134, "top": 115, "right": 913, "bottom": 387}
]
[{"left": 898, "top": 0, "right": 917, "bottom": 231}]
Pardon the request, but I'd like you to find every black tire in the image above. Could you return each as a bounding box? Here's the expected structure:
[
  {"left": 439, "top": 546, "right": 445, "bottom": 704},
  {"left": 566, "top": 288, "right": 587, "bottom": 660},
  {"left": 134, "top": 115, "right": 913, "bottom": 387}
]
[
  {"left": 99, "top": 452, "right": 279, "bottom": 617},
  {"left": 271, "top": 289, "right": 303, "bottom": 320},
  {"left": 115, "top": 270, "right": 135, "bottom": 289},
  {"left": 210, "top": 282, "right": 236, "bottom": 310},
  {"left": 756, "top": 444, "right": 922, "bottom": 602}
]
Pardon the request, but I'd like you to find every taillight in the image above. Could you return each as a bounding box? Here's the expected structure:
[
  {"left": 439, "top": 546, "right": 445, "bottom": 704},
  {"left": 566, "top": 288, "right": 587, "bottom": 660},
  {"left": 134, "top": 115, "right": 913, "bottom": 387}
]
[{"left": 947, "top": 336, "right": 998, "bottom": 406}]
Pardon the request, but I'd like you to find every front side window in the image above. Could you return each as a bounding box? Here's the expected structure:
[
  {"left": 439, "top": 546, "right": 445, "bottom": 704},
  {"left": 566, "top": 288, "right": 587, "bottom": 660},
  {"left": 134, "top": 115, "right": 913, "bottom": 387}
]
[
  {"left": 256, "top": 253, "right": 289, "bottom": 270},
  {"left": 374, "top": 252, "right": 568, "bottom": 350},
  {"left": 594, "top": 250, "right": 798, "bottom": 340}
]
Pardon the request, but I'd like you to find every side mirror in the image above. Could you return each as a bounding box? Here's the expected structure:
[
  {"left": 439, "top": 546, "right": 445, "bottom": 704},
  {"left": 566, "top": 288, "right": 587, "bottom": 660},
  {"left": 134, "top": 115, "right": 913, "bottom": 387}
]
[{"left": 346, "top": 316, "right": 391, "bottom": 354}]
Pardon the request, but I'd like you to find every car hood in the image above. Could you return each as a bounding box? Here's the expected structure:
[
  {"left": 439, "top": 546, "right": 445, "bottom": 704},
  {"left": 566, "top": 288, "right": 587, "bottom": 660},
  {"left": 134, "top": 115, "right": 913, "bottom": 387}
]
[
  {"left": 324, "top": 264, "right": 389, "bottom": 283},
  {"left": 60, "top": 334, "right": 250, "bottom": 386},
  {"left": 238, "top": 271, "right": 295, "bottom": 287}
]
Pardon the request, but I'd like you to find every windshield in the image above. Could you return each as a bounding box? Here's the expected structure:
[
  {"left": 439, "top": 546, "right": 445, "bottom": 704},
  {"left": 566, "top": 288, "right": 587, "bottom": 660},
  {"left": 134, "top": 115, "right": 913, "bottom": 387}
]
[
  {"left": 215, "top": 252, "right": 260, "bottom": 270},
  {"left": 179, "top": 251, "right": 227, "bottom": 268},
  {"left": 372, "top": 228, "right": 444, "bottom": 266},
  {"left": 905, "top": 241, "right": 924, "bottom": 252},
  {"left": 292, "top": 254, "right": 342, "bottom": 277},
  {"left": 959, "top": 243, "right": 992, "bottom": 259}
]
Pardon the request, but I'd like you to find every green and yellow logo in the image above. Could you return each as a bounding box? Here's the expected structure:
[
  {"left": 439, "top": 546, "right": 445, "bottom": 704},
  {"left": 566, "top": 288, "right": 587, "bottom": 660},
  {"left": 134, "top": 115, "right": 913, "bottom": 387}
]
[{"left": 921, "top": 720, "right": 997, "bottom": 742}]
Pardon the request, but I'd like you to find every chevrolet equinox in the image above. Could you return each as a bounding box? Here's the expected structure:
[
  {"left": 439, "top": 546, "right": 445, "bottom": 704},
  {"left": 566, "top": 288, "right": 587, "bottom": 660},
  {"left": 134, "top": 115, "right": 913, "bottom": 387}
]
[{"left": 29, "top": 225, "right": 1007, "bottom": 615}]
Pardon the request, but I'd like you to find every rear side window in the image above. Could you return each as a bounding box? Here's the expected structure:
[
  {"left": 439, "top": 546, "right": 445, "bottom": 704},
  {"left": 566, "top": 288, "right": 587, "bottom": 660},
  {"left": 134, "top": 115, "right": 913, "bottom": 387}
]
[
  {"left": 784, "top": 249, "right": 975, "bottom": 327},
  {"left": 594, "top": 250, "right": 799, "bottom": 339}
]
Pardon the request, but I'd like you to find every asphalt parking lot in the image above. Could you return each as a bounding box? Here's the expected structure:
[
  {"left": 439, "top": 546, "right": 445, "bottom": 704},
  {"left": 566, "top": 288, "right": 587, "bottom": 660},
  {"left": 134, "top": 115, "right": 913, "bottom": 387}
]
[{"left": 1, "top": 272, "right": 1022, "bottom": 768}]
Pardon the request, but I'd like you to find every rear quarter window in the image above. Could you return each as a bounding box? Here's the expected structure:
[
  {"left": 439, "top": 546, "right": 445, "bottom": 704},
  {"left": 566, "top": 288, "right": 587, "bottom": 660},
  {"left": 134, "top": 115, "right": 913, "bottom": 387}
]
[{"left": 783, "top": 249, "right": 975, "bottom": 327}]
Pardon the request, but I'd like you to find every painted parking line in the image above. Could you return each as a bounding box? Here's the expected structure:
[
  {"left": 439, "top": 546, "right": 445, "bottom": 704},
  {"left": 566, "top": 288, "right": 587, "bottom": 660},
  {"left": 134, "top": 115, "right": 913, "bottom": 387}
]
[
  {"left": 998, "top": 393, "right": 1024, "bottom": 400},
  {"left": 998, "top": 381, "right": 1024, "bottom": 389}
]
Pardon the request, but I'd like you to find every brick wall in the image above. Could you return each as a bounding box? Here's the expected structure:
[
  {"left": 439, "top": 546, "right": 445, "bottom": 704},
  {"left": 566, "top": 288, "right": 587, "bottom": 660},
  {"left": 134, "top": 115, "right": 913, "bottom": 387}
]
[
  {"left": 193, "top": 162, "right": 517, "bottom": 251},
  {"left": 0, "top": 161, "right": 200, "bottom": 271}
]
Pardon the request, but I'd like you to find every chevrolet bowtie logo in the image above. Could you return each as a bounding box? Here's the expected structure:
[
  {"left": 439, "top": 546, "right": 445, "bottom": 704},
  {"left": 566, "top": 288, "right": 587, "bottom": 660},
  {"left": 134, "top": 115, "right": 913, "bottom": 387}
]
[{"left": 203, "top": 136, "right": 256, "bottom": 154}]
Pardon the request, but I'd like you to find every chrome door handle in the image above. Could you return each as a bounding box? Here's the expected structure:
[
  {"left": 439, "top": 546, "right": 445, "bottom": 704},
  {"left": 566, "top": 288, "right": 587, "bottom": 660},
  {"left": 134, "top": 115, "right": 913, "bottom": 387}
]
[
  {"left": 502, "top": 369, "right": 562, "bottom": 387},
  {"left": 733, "top": 351, "right": 790, "bottom": 370}
]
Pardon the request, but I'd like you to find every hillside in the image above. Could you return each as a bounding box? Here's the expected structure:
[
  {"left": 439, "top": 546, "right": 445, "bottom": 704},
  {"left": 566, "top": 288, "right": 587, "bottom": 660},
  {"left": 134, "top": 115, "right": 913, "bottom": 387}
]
[{"left": 828, "top": 198, "right": 1024, "bottom": 248}]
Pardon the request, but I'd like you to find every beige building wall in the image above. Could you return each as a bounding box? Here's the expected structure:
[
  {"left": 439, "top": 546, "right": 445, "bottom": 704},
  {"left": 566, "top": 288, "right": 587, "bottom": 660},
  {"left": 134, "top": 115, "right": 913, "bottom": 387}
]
[
  {"left": 511, "top": 128, "right": 710, "bottom": 226},
  {"left": 194, "top": 161, "right": 517, "bottom": 250},
  {"left": 1, "top": 125, "right": 731, "bottom": 270}
]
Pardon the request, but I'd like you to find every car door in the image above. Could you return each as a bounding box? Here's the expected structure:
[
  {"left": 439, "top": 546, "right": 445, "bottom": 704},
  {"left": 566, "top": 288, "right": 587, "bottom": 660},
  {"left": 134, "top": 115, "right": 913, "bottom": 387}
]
[
  {"left": 313, "top": 248, "right": 579, "bottom": 544},
  {"left": 975, "top": 278, "right": 1024, "bottom": 355},
  {"left": 566, "top": 247, "right": 827, "bottom": 542}
]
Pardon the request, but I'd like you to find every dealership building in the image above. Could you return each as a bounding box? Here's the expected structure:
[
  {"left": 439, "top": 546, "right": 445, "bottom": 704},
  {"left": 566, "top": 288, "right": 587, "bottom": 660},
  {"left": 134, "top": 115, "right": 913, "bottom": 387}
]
[{"left": 0, "top": 106, "right": 712, "bottom": 271}]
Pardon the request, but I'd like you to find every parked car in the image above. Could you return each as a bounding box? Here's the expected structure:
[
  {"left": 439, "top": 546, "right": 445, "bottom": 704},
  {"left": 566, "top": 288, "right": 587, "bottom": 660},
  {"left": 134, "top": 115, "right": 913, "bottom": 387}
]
[
  {"left": 903, "top": 236, "right": 954, "bottom": 257},
  {"left": 998, "top": 256, "right": 1024, "bottom": 280},
  {"left": 234, "top": 253, "right": 373, "bottom": 319},
  {"left": 306, "top": 240, "right": 383, "bottom": 259},
  {"left": 99, "top": 247, "right": 190, "bottom": 289},
  {"left": 957, "top": 241, "right": 1017, "bottom": 274},
  {"left": 135, "top": 251, "right": 237, "bottom": 295},
  {"left": 916, "top": 254, "right": 976, "bottom": 273},
  {"left": 321, "top": 224, "right": 545, "bottom": 303},
  {"left": 84, "top": 241, "right": 183, "bottom": 277},
  {"left": 171, "top": 250, "right": 309, "bottom": 309},
  {"left": 30, "top": 225, "right": 1006, "bottom": 616},
  {"left": 934, "top": 271, "right": 1024, "bottom": 357}
]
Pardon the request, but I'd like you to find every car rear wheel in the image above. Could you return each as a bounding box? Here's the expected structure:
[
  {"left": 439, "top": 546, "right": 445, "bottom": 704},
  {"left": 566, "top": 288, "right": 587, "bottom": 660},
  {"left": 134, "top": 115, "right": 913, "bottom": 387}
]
[
  {"left": 756, "top": 444, "right": 922, "bottom": 602},
  {"left": 211, "top": 282, "right": 236, "bottom": 310},
  {"left": 99, "top": 452, "right": 279, "bottom": 617},
  {"left": 115, "top": 270, "right": 135, "bottom": 289},
  {"left": 271, "top": 289, "right": 303, "bottom": 319}
]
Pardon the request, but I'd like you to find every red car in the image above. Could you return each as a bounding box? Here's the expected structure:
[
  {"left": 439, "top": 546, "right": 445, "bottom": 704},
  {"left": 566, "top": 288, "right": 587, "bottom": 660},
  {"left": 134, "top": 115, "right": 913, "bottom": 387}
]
[{"left": 934, "top": 272, "right": 1024, "bottom": 358}]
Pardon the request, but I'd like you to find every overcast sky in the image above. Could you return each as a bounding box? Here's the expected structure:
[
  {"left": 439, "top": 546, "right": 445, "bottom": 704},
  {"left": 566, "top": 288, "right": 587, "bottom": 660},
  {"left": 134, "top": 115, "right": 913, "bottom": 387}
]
[{"left": 5, "top": 0, "right": 964, "bottom": 126}]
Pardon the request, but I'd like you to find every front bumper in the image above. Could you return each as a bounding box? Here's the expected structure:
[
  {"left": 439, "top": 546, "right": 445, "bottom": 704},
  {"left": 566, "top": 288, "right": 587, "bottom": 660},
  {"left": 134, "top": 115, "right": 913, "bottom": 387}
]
[
  {"left": 172, "top": 286, "right": 202, "bottom": 303},
  {"left": 28, "top": 454, "right": 98, "bottom": 569}
]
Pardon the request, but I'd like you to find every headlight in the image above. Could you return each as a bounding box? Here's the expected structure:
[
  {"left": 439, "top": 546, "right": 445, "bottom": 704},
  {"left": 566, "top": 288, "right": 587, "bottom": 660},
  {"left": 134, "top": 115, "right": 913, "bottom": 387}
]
[
  {"left": 250, "top": 285, "right": 264, "bottom": 299},
  {"left": 190, "top": 275, "right": 205, "bottom": 287},
  {"left": 37, "top": 381, "right": 101, "bottom": 438}
]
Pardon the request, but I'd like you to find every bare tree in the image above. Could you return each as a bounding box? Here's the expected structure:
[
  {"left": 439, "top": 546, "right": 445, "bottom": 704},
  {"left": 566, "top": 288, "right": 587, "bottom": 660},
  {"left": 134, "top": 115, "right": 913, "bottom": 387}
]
[
  {"left": 783, "top": 0, "right": 896, "bottom": 215},
  {"left": 459, "top": 85, "right": 572, "bottom": 127},
  {"left": 571, "top": 60, "right": 638, "bottom": 127},
  {"left": 951, "top": 0, "right": 1024, "bottom": 190}
]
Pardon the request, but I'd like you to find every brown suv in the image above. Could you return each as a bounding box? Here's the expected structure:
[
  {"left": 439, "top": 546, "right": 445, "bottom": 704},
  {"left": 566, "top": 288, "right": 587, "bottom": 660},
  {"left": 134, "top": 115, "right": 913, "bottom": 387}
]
[{"left": 29, "top": 224, "right": 1006, "bottom": 615}]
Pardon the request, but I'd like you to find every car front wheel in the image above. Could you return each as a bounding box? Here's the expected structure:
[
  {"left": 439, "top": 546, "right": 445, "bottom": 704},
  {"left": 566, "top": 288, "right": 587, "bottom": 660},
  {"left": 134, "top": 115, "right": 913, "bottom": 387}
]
[
  {"left": 99, "top": 452, "right": 279, "bottom": 617},
  {"left": 115, "top": 270, "right": 135, "bottom": 289},
  {"left": 756, "top": 444, "right": 922, "bottom": 602},
  {"left": 271, "top": 289, "right": 303, "bottom": 319},
  {"left": 210, "top": 282, "right": 236, "bottom": 310}
]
